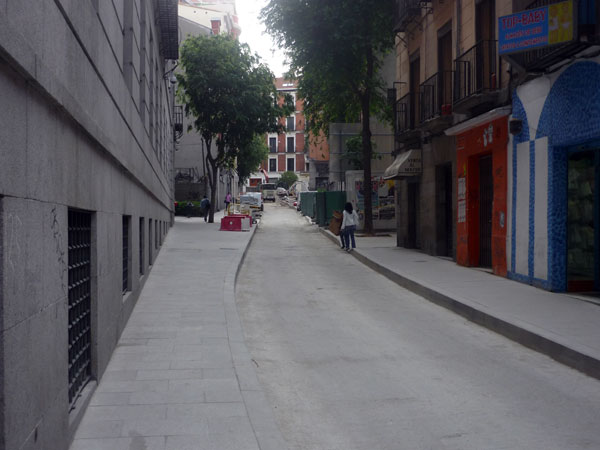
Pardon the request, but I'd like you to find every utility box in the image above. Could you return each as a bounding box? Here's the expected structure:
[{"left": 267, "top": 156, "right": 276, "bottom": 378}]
[{"left": 300, "top": 192, "right": 317, "bottom": 218}]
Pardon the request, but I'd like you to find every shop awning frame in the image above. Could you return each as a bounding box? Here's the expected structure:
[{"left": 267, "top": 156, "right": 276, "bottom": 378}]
[
  {"left": 383, "top": 149, "right": 422, "bottom": 180},
  {"left": 444, "top": 106, "right": 512, "bottom": 136}
]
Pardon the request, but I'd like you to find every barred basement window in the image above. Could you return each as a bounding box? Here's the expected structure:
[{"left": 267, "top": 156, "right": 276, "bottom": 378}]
[
  {"left": 149, "top": 219, "right": 153, "bottom": 265},
  {"left": 68, "top": 210, "right": 92, "bottom": 408},
  {"left": 139, "top": 218, "right": 145, "bottom": 276},
  {"left": 123, "top": 216, "right": 130, "bottom": 293}
]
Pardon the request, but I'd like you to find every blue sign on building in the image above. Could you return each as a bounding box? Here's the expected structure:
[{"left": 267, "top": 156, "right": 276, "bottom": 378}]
[{"left": 498, "top": 0, "right": 574, "bottom": 55}]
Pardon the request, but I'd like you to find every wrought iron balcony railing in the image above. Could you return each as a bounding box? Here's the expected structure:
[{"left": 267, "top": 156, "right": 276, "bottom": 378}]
[
  {"left": 395, "top": 93, "right": 415, "bottom": 136},
  {"left": 454, "top": 40, "right": 499, "bottom": 105},
  {"left": 395, "top": 0, "right": 424, "bottom": 32},
  {"left": 173, "top": 105, "right": 183, "bottom": 141},
  {"left": 419, "top": 71, "right": 454, "bottom": 123}
]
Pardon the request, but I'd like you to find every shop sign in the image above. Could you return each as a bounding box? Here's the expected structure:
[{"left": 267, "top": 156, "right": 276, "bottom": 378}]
[{"left": 498, "top": 0, "right": 574, "bottom": 55}]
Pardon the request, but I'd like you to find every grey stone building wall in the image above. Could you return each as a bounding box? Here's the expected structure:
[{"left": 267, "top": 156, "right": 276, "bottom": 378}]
[{"left": 0, "top": 1, "right": 177, "bottom": 449}]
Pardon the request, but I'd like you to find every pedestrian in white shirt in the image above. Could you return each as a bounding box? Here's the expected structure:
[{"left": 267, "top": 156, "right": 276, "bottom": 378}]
[{"left": 341, "top": 202, "right": 359, "bottom": 252}]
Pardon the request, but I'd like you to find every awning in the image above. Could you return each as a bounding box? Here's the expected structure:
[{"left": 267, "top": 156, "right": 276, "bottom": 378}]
[{"left": 383, "top": 149, "right": 422, "bottom": 179}]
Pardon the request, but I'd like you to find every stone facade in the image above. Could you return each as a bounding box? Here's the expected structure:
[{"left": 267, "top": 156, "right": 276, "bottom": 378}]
[{"left": 0, "top": 1, "right": 178, "bottom": 449}]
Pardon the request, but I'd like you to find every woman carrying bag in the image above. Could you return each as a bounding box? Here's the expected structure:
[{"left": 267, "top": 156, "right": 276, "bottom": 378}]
[{"left": 341, "top": 202, "right": 359, "bottom": 252}]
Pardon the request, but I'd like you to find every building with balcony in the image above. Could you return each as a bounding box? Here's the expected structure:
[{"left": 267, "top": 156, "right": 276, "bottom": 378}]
[
  {"left": 388, "top": 0, "right": 512, "bottom": 266},
  {"left": 389, "top": 0, "right": 600, "bottom": 293},
  {"left": 175, "top": 1, "right": 242, "bottom": 206},
  {"left": 257, "top": 78, "right": 320, "bottom": 187},
  {"left": 0, "top": 1, "right": 178, "bottom": 449}
]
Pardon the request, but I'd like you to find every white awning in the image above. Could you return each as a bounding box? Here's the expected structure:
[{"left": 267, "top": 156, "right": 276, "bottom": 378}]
[{"left": 383, "top": 149, "right": 422, "bottom": 179}]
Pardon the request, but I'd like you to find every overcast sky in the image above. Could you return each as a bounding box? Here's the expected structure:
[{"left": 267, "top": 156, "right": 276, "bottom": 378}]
[{"left": 236, "top": 0, "right": 289, "bottom": 78}]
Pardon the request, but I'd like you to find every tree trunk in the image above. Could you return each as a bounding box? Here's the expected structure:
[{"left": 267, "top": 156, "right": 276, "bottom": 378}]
[
  {"left": 361, "top": 46, "right": 375, "bottom": 235},
  {"left": 205, "top": 138, "right": 217, "bottom": 224}
]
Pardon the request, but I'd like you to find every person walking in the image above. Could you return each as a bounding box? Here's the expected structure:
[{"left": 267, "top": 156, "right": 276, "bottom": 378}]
[
  {"left": 200, "top": 195, "right": 211, "bottom": 222},
  {"left": 224, "top": 192, "right": 232, "bottom": 212},
  {"left": 341, "top": 202, "right": 359, "bottom": 252}
]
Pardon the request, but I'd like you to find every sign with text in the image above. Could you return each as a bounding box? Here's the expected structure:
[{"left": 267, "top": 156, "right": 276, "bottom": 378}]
[{"left": 498, "top": 0, "right": 574, "bottom": 55}]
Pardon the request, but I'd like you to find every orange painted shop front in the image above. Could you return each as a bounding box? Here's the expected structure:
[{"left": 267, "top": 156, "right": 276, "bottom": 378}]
[{"left": 455, "top": 116, "right": 508, "bottom": 276}]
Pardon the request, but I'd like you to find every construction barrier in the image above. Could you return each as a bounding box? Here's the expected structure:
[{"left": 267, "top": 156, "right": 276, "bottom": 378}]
[{"left": 220, "top": 214, "right": 251, "bottom": 231}]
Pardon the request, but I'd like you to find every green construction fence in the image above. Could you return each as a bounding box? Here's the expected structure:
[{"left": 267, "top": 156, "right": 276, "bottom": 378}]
[{"left": 300, "top": 191, "right": 346, "bottom": 226}]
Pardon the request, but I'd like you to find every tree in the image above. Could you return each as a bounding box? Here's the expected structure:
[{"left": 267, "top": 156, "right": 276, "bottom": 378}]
[
  {"left": 262, "top": 0, "right": 396, "bottom": 234},
  {"left": 177, "top": 34, "right": 289, "bottom": 222},
  {"left": 278, "top": 171, "right": 298, "bottom": 189},
  {"left": 236, "top": 134, "right": 269, "bottom": 185},
  {"left": 343, "top": 136, "right": 382, "bottom": 170}
]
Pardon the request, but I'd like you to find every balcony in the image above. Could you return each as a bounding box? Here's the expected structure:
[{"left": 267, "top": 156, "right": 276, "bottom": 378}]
[
  {"left": 453, "top": 40, "right": 501, "bottom": 114},
  {"left": 504, "top": 0, "right": 598, "bottom": 72},
  {"left": 173, "top": 105, "right": 183, "bottom": 141},
  {"left": 419, "top": 71, "right": 454, "bottom": 132},
  {"left": 395, "top": 0, "right": 426, "bottom": 33},
  {"left": 395, "top": 93, "right": 420, "bottom": 145}
]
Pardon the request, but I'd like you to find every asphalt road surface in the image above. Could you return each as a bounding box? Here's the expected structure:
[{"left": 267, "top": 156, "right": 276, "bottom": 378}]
[{"left": 236, "top": 203, "right": 600, "bottom": 450}]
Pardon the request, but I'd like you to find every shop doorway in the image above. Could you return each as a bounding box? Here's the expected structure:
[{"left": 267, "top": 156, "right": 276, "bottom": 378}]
[
  {"left": 479, "top": 155, "right": 493, "bottom": 267},
  {"left": 567, "top": 149, "right": 599, "bottom": 292},
  {"left": 436, "top": 163, "right": 453, "bottom": 257},
  {"left": 407, "top": 182, "right": 420, "bottom": 249}
]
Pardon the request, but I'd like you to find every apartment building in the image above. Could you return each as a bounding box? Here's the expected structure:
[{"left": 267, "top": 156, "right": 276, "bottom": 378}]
[
  {"left": 0, "top": 1, "right": 178, "bottom": 449},
  {"left": 259, "top": 78, "right": 328, "bottom": 186},
  {"left": 175, "top": 1, "right": 242, "bottom": 206},
  {"left": 388, "top": 0, "right": 600, "bottom": 292}
]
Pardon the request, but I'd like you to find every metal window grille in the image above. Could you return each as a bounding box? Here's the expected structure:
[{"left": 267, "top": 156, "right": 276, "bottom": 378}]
[
  {"left": 149, "top": 220, "right": 153, "bottom": 264},
  {"left": 122, "top": 216, "right": 130, "bottom": 293},
  {"left": 139, "top": 218, "right": 144, "bottom": 275},
  {"left": 68, "top": 210, "right": 92, "bottom": 407}
]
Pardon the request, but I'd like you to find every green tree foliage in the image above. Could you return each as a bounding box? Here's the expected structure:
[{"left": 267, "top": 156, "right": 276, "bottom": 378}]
[
  {"left": 262, "top": 0, "right": 396, "bottom": 233},
  {"left": 343, "top": 136, "right": 382, "bottom": 170},
  {"left": 278, "top": 171, "right": 298, "bottom": 189},
  {"left": 177, "top": 34, "right": 289, "bottom": 222},
  {"left": 236, "top": 134, "right": 269, "bottom": 185}
]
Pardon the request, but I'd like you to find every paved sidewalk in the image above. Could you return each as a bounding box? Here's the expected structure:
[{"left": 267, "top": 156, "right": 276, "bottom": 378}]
[
  {"left": 70, "top": 213, "right": 286, "bottom": 450},
  {"left": 320, "top": 228, "right": 600, "bottom": 380}
]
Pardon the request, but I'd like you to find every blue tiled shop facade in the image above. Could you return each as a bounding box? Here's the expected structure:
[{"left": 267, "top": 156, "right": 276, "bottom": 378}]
[{"left": 509, "top": 61, "right": 600, "bottom": 291}]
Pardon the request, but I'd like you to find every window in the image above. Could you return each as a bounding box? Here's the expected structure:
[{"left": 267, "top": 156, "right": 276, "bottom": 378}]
[
  {"left": 122, "top": 216, "right": 131, "bottom": 293},
  {"left": 269, "top": 137, "right": 277, "bottom": 153},
  {"left": 287, "top": 136, "right": 295, "bottom": 153},
  {"left": 287, "top": 158, "right": 295, "bottom": 172},
  {"left": 286, "top": 116, "right": 295, "bottom": 131},
  {"left": 68, "top": 209, "right": 93, "bottom": 408},
  {"left": 139, "top": 218, "right": 144, "bottom": 276},
  {"left": 148, "top": 219, "right": 153, "bottom": 265},
  {"left": 269, "top": 158, "right": 277, "bottom": 172}
]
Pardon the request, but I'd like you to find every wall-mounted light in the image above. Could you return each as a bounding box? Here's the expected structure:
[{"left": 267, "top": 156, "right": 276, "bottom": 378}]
[{"left": 509, "top": 119, "right": 523, "bottom": 135}]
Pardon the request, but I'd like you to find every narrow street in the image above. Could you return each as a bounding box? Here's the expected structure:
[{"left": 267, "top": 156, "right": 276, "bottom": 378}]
[{"left": 236, "top": 204, "right": 600, "bottom": 450}]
